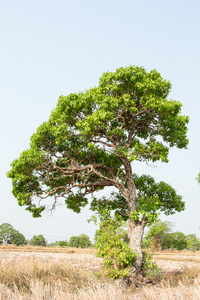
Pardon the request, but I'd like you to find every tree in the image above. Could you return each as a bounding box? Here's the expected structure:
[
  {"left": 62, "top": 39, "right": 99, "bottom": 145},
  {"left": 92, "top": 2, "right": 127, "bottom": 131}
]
[
  {"left": 68, "top": 234, "right": 92, "bottom": 248},
  {"left": 0, "top": 223, "right": 26, "bottom": 245},
  {"left": 0, "top": 223, "right": 15, "bottom": 244},
  {"left": 169, "top": 232, "right": 187, "bottom": 250},
  {"left": 9, "top": 231, "right": 26, "bottom": 245},
  {"left": 145, "top": 220, "right": 174, "bottom": 250},
  {"left": 78, "top": 234, "right": 92, "bottom": 248},
  {"left": 69, "top": 236, "right": 80, "bottom": 247},
  {"left": 186, "top": 234, "right": 200, "bottom": 251},
  {"left": 7, "top": 66, "right": 188, "bottom": 272},
  {"left": 58, "top": 240, "right": 68, "bottom": 247},
  {"left": 29, "top": 235, "right": 46, "bottom": 246}
]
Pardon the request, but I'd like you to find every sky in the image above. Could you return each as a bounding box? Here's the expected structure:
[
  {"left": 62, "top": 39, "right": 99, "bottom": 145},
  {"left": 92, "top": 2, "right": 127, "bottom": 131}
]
[{"left": 0, "top": 0, "right": 200, "bottom": 242}]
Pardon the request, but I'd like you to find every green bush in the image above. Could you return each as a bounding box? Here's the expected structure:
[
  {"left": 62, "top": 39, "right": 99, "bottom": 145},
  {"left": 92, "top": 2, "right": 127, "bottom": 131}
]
[
  {"left": 29, "top": 235, "right": 46, "bottom": 246},
  {"left": 95, "top": 209, "right": 158, "bottom": 279},
  {"left": 58, "top": 241, "right": 68, "bottom": 247},
  {"left": 68, "top": 234, "right": 92, "bottom": 248}
]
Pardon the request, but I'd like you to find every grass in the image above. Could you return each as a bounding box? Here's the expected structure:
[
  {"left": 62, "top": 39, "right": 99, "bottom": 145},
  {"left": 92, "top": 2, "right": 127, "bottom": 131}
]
[
  {"left": 152, "top": 250, "right": 200, "bottom": 263},
  {"left": 0, "top": 244, "right": 97, "bottom": 254},
  {"left": 0, "top": 247, "right": 200, "bottom": 299},
  {"left": 0, "top": 259, "right": 98, "bottom": 292},
  {"left": 0, "top": 258, "right": 131, "bottom": 299}
]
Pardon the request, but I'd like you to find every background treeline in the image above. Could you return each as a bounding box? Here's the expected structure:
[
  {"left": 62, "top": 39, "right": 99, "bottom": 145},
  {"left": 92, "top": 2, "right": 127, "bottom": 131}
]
[
  {"left": 142, "top": 220, "right": 200, "bottom": 251},
  {"left": 0, "top": 223, "right": 92, "bottom": 248},
  {"left": 1, "top": 220, "right": 200, "bottom": 251}
]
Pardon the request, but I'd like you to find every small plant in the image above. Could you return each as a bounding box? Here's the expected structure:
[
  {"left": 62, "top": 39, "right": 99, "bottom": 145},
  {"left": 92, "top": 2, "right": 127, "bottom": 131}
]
[{"left": 142, "top": 251, "right": 159, "bottom": 278}]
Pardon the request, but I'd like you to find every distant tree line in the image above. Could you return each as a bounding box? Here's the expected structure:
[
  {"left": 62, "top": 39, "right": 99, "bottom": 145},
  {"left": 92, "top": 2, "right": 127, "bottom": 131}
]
[
  {"left": 0, "top": 223, "right": 92, "bottom": 248},
  {"left": 0, "top": 223, "right": 47, "bottom": 246},
  {"left": 142, "top": 220, "right": 200, "bottom": 251},
  {"left": 58, "top": 234, "right": 92, "bottom": 248}
]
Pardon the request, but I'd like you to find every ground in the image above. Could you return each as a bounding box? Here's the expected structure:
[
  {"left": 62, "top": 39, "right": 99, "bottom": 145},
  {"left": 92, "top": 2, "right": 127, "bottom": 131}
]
[
  {"left": 0, "top": 246, "right": 200, "bottom": 299},
  {"left": 0, "top": 246, "right": 199, "bottom": 273}
]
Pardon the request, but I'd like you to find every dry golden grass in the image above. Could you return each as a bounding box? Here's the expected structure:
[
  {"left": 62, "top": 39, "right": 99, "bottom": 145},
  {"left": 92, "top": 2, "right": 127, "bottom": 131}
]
[
  {"left": 0, "top": 247, "right": 200, "bottom": 299},
  {"left": 152, "top": 250, "right": 200, "bottom": 263},
  {"left": 0, "top": 244, "right": 97, "bottom": 254}
]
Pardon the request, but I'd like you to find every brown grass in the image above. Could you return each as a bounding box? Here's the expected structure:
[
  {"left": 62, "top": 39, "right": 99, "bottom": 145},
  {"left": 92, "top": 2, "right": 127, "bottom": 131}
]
[
  {"left": 0, "top": 248, "right": 200, "bottom": 299},
  {"left": 0, "top": 244, "right": 97, "bottom": 254}
]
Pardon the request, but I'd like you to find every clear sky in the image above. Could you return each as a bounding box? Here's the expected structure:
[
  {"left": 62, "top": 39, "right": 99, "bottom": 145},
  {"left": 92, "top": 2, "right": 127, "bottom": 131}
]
[{"left": 0, "top": 0, "right": 200, "bottom": 242}]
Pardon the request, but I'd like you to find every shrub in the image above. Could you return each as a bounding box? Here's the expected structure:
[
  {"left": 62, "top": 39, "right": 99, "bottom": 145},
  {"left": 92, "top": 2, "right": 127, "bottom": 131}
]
[
  {"left": 29, "top": 235, "right": 46, "bottom": 246},
  {"left": 95, "top": 209, "right": 158, "bottom": 280},
  {"left": 58, "top": 241, "right": 68, "bottom": 247},
  {"left": 69, "top": 235, "right": 92, "bottom": 248}
]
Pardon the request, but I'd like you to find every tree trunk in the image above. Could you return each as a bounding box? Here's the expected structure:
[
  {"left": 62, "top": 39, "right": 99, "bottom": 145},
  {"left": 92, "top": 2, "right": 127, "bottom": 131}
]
[
  {"left": 127, "top": 219, "right": 146, "bottom": 272},
  {"left": 3, "top": 238, "right": 7, "bottom": 245}
]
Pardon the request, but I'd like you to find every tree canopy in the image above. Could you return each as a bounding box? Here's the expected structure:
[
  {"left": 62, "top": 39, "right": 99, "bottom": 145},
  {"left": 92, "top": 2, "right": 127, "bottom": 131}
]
[{"left": 7, "top": 65, "right": 188, "bottom": 218}]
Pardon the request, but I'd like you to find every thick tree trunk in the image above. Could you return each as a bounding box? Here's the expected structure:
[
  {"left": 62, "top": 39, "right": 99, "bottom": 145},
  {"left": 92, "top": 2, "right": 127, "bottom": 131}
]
[{"left": 127, "top": 219, "right": 146, "bottom": 272}]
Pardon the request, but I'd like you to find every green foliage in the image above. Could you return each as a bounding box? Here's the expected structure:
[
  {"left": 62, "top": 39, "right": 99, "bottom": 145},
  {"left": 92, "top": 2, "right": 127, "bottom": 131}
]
[
  {"left": 141, "top": 251, "right": 159, "bottom": 278},
  {"left": 0, "top": 223, "right": 15, "bottom": 244},
  {"left": 91, "top": 174, "right": 185, "bottom": 225},
  {"left": 69, "top": 236, "right": 79, "bottom": 248},
  {"left": 9, "top": 231, "right": 26, "bottom": 245},
  {"left": 95, "top": 209, "right": 158, "bottom": 279},
  {"left": 7, "top": 66, "right": 189, "bottom": 273},
  {"left": 144, "top": 221, "right": 200, "bottom": 251},
  {"left": 197, "top": 173, "right": 200, "bottom": 184},
  {"left": 68, "top": 234, "right": 91, "bottom": 248},
  {"left": 145, "top": 220, "right": 174, "bottom": 250},
  {"left": 186, "top": 234, "right": 200, "bottom": 251},
  {"left": 78, "top": 234, "right": 92, "bottom": 248},
  {"left": 58, "top": 241, "right": 68, "bottom": 247},
  {"left": 141, "top": 237, "right": 152, "bottom": 249},
  {"left": 0, "top": 223, "right": 26, "bottom": 245},
  {"left": 169, "top": 232, "right": 187, "bottom": 250},
  {"left": 153, "top": 231, "right": 187, "bottom": 250},
  {"left": 29, "top": 235, "right": 46, "bottom": 247},
  {"left": 7, "top": 65, "right": 189, "bottom": 219},
  {"left": 95, "top": 209, "right": 138, "bottom": 278}
]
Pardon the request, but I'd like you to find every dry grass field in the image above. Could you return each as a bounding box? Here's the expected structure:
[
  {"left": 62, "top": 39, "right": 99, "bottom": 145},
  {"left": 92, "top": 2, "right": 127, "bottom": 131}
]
[{"left": 0, "top": 246, "right": 200, "bottom": 299}]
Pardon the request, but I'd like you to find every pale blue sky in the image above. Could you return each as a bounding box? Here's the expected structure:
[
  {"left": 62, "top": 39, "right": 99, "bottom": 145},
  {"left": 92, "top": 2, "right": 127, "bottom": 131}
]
[{"left": 0, "top": 0, "right": 200, "bottom": 242}]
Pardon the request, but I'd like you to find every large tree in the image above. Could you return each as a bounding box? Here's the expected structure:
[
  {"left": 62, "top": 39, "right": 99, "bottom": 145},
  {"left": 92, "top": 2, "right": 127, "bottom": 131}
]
[
  {"left": 0, "top": 223, "right": 15, "bottom": 244},
  {"left": 0, "top": 223, "right": 26, "bottom": 245},
  {"left": 7, "top": 66, "right": 188, "bottom": 271}
]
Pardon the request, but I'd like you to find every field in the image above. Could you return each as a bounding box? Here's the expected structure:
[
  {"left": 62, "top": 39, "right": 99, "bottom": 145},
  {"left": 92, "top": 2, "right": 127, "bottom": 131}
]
[{"left": 0, "top": 246, "right": 200, "bottom": 299}]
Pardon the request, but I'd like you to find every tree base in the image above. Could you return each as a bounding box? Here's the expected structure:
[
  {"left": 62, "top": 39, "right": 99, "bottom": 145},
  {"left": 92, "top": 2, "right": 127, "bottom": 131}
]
[{"left": 117, "top": 266, "right": 158, "bottom": 287}]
